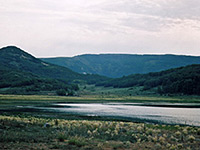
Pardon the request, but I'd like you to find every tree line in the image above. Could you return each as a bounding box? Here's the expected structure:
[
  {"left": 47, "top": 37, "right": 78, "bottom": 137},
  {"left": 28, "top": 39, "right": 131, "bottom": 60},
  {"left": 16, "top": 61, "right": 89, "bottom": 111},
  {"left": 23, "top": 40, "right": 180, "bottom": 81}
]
[{"left": 96, "top": 64, "right": 200, "bottom": 95}]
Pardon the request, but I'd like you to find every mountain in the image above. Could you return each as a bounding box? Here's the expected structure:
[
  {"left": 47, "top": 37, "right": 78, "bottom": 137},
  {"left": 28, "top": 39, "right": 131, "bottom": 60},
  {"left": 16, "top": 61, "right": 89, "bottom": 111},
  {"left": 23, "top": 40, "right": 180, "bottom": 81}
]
[
  {"left": 0, "top": 46, "right": 108, "bottom": 84},
  {"left": 97, "top": 64, "right": 200, "bottom": 95},
  {"left": 41, "top": 54, "right": 200, "bottom": 78},
  {"left": 0, "top": 46, "right": 82, "bottom": 81},
  {"left": 0, "top": 46, "right": 108, "bottom": 94}
]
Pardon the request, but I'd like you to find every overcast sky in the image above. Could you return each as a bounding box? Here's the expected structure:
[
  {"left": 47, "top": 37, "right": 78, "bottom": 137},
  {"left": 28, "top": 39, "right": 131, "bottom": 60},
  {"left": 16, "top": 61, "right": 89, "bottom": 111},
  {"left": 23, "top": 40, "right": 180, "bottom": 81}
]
[{"left": 0, "top": 0, "right": 200, "bottom": 57}]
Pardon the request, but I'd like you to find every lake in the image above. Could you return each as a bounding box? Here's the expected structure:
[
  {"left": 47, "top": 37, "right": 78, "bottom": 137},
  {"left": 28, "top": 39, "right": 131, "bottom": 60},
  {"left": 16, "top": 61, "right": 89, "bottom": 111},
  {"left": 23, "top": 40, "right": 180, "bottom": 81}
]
[{"left": 28, "top": 102, "right": 200, "bottom": 126}]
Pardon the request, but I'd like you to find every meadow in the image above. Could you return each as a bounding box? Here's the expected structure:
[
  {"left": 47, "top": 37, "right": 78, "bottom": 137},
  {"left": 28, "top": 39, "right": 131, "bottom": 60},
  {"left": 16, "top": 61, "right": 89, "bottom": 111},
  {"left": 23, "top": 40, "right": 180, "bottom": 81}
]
[
  {"left": 1, "top": 115, "right": 200, "bottom": 150},
  {"left": 0, "top": 94, "right": 200, "bottom": 149}
]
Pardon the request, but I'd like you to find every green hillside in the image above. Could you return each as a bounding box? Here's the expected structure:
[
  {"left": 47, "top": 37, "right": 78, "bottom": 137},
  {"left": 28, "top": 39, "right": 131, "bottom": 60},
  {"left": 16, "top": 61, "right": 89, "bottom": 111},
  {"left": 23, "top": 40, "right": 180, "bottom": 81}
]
[
  {"left": 0, "top": 46, "right": 108, "bottom": 84},
  {"left": 97, "top": 64, "right": 200, "bottom": 95},
  {"left": 0, "top": 65, "right": 78, "bottom": 95},
  {"left": 0, "top": 46, "right": 82, "bottom": 81},
  {"left": 0, "top": 46, "right": 108, "bottom": 95},
  {"left": 41, "top": 54, "right": 200, "bottom": 78}
]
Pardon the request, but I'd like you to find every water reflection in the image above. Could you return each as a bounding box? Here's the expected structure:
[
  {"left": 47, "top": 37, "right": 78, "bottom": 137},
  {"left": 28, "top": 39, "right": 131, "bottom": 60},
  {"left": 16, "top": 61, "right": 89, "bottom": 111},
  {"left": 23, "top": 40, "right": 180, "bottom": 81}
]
[{"left": 35, "top": 103, "right": 200, "bottom": 126}]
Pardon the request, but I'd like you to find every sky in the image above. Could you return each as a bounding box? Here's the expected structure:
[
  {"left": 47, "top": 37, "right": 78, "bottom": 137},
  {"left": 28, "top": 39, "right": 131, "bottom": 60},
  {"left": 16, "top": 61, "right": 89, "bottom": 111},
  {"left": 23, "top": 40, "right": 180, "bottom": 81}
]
[{"left": 0, "top": 0, "right": 200, "bottom": 57}]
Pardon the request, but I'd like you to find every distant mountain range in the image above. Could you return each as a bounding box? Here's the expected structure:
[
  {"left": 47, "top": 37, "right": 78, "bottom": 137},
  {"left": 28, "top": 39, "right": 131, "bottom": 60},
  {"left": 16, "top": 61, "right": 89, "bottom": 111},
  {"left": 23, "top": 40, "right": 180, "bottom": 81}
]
[{"left": 41, "top": 54, "right": 200, "bottom": 78}]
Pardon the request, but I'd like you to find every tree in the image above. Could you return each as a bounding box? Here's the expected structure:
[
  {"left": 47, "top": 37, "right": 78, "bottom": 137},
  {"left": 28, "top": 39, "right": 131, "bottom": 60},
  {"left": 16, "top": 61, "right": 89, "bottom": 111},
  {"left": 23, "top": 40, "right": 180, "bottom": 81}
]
[{"left": 56, "top": 89, "right": 66, "bottom": 96}]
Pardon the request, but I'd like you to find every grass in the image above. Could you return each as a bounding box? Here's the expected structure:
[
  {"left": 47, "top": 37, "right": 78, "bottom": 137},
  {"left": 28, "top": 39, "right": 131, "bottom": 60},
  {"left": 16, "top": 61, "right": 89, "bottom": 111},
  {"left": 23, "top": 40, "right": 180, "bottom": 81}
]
[
  {"left": 1, "top": 94, "right": 200, "bottom": 103},
  {"left": 0, "top": 115, "right": 199, "bottom": 150}
]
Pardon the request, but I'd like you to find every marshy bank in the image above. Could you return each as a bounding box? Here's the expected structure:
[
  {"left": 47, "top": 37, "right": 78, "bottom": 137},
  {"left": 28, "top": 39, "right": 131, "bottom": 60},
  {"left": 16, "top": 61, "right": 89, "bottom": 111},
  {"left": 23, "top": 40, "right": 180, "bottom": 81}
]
[
  {"left": 9, "top": 102, "right": 200, "bottom": 126},
  {"left": 1, "top": 95, "right": 200, "bottom": 149}
]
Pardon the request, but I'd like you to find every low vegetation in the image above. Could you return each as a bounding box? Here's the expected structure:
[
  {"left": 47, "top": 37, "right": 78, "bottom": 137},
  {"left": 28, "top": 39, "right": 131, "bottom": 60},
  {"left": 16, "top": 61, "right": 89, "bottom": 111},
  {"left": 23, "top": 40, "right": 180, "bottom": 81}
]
[
  {"left": 0, "top": 115, "right": 199, "bottom": 150},
  {"left": 1, "top": 94, "right": 200, "bottom": 103}
]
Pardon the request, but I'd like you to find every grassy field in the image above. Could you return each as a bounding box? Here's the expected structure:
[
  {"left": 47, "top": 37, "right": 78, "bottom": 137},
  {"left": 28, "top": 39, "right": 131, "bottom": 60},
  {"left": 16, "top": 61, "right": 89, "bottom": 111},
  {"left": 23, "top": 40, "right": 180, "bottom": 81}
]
[
  {"left": 0, "top": 94, "right": 200, "bottom": 149},
  {"left": 0, "top": 115, "right": 200, "bottom": 150},
  {"left": 1, "top": 93, "right": 200, "bottom": 103}
]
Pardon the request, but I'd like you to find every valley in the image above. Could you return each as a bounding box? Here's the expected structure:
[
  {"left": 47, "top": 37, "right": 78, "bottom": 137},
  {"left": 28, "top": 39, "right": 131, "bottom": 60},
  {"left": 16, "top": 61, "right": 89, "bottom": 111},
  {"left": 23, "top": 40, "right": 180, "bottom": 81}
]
[
  {"left": 1, "top": 0, "right": 200, "bottom": 149},
  {"left": 1, "top": 46, "right": 200, "bottom": 149}
]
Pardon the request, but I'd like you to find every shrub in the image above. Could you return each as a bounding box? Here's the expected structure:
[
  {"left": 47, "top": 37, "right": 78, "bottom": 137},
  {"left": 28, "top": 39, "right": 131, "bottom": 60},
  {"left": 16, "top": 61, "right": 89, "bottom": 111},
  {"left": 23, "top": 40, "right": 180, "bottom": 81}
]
[
  {"left": 188, "top": 135, "right": 195, "bottom": 142},
  {"left": 68, "top": 137, "right": 87, "bottom": 147},
  {"left": 57, "top": 132, "right": 66, "bottom": 142},
  {"left": 56, "top": 89, "right": 66, "bottom": 96}
]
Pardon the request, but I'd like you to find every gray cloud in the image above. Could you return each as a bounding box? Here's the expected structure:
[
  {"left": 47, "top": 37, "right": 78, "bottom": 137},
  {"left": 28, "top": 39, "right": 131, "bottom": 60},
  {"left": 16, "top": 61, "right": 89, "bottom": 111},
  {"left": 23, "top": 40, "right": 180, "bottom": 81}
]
[{"left": 0, "top": 0, "right": 200, "bottom": 57}]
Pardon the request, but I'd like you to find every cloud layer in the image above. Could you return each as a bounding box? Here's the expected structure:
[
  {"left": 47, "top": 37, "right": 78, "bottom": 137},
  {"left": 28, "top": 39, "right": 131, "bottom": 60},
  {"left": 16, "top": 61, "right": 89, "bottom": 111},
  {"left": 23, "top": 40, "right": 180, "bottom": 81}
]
[{"left": 0, "top": 0, "right": 200, "bottom": 57}]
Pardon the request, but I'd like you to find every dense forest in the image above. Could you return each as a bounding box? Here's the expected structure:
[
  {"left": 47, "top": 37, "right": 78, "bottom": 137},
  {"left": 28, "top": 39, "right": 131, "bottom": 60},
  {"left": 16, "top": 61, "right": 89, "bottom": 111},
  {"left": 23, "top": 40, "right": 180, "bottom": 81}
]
[
  {"left": 0, "top": 66, "right": 79, "bottom": 95},
  {"left": 97, "top": 64, "right": 200, "bottom": 95}
]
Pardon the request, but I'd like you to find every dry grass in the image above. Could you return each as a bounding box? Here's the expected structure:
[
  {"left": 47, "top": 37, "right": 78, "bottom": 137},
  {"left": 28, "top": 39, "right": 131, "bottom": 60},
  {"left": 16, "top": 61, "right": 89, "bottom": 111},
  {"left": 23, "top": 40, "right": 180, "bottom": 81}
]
[{"left": 0, "top": 115, "right": 199, "bottom": 150}]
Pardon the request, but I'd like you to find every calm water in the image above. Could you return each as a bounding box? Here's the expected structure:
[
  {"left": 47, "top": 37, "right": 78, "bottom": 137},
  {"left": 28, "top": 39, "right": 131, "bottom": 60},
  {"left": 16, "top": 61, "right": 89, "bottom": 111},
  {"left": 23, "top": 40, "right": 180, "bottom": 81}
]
[{"left": 32, "top": 103, "right": 200, "bottom": 126}]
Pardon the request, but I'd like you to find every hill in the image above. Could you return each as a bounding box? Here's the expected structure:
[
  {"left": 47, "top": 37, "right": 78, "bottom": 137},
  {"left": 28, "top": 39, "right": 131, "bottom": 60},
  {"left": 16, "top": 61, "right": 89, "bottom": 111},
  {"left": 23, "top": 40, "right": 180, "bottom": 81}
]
[
  {"left": 97, "top": 64, "right": 200, "bottom": 95},
  {"left": 0, "top": 46, "right": 108, "bottom": 83},
  {"left": 0, "top": 46, "right": 108, "bottom": 94},
  {"left": 41, "top": 54, "right": 200, "bottom": 78}
]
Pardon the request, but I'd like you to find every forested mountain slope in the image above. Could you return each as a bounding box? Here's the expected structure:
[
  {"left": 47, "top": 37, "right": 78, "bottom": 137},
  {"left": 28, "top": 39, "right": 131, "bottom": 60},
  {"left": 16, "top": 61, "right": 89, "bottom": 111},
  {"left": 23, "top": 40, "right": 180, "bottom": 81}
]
[
  {"left": 0, "top": 46, "right": 108, "bottom": 94},
  {"left": 0, "top": 46, "right": 108, "bottom": 84},
  {"left": 97, "top": 64, "right": 200, "bottom": 95},
  {"left": 41, "top": 54, "right": 200, "bottom": 78}
]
